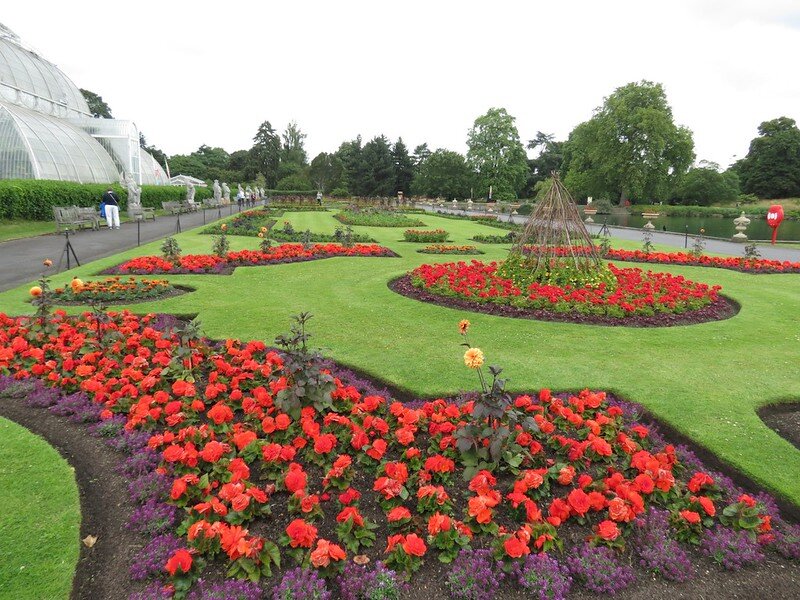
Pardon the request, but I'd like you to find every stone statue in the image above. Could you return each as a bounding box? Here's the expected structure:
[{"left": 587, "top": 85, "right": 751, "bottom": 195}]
[
  {"left": 245, "top": 185, "right": 253, "bottom": 198},
  {"left": 259, "top": 187, "right": 265, "bottom": 198},
  {"left": 237, "top": 184, "right": 244, "bottom": 197},
  {"left": 121, "top": 172, "right": 141, "bottom": 207},
  {"left": 222, "top": 182, "right": 231, "bottom": 202},
  {"left": 213, "top": 179, "right": 222, "bottom": 203},
  {"left": 186, "top": 181, "right": 196, "bottom": 203}
]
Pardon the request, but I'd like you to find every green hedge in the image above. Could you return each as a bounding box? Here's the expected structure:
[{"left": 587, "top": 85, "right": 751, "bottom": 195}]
[{"left": 0, "top": 179, "right": 211, "bottom": 220}]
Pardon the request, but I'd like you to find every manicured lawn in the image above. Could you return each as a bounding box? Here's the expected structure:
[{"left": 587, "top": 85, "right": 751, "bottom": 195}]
[
  {"left": 0, "top": 219, "right": 57, "bottom": 242},
  {"left": 0, "top": 418, "right": 79, "bottom": 600},
  {"left": 1, "top": 209, "right": 799, "bottom": 514}
]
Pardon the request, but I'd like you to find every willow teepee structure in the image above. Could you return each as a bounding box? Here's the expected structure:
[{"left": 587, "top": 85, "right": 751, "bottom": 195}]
[{"left": 508, "top": 172, "right": 601, "bottom": 279}]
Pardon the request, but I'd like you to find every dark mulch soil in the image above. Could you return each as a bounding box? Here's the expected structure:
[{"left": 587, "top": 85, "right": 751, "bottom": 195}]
[
  {"left": 390, "top": 274, "right": 740, "bottom": 328},
  {"left": 1, "top": 388, "right": 799, "bottom": 599},
  {"left": 760, "top": 403, "right": 800, "bottom": 451}
]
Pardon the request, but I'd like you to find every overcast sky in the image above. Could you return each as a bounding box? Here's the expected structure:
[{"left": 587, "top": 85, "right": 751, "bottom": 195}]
[{"left": 5, "top": 1, "right": 799, "bottom": 168}]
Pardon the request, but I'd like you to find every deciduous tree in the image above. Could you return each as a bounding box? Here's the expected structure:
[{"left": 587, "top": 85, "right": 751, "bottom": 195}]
[
  {"left": 735, "top": 117, "right": 800, "bottom": 199},
  {"left": 466, "top": 107, "right": 529, "bottom": 201},
  {"left": 562, "top": 81, "right": 694, "bottom": 204}
]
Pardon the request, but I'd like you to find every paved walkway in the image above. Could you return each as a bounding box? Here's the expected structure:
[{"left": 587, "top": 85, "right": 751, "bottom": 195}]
[
  {"left": 0, "top": 206, "right": 239, "bottom": 292},
  {"left": 428, "top": 207, "right": 800, "bottom": 263}
]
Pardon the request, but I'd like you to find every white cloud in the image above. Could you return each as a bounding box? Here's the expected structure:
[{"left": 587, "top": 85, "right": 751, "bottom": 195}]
[{"left": 3, "top": 0, "right": 799, "bottom": 169}]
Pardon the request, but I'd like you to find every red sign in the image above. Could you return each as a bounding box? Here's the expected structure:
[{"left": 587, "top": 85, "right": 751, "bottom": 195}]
[{"left": 767, "top": 204, "right": 784, "bottom": 244}]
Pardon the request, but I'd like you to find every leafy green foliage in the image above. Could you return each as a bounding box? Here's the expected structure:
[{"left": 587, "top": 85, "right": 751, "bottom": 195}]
[
  {"left": 674, "top": 167, "right": 740, "bottom": 205},
  {"left": 211, "top": 230, "right": 230, "bottom": 257},
  {"left": 466, "top": 107, "right": 529, "bottom": 200},
  {"left": 274, "top": 313, "right": 335, "bottom": 420},
  {"left": 79, "top": 88, "right": 113, "bottom": 118},
  {"left": 735, "top": 116, "right": 800, "bottom": 199},
  {"left": 411, "top": 150, "right": 473, "bottom": 199},
  {"left": 161, "top": 236, "right": 181, "bottom": 261},
  {"left": 563, "top": 81, "right": 695, "bottom": 204}
]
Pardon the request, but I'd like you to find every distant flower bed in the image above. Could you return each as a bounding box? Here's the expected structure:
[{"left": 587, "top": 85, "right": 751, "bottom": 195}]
[
  {"left": 201, "top": 209, "right": 279, "bottom": 236},
  {"left": 334, "top": 210, "right": 425, "bottom": 228},
  {"left": 417, "top": 244, "right": 484, "bottom": 255},
  {"left": 409, "top": 260, "right": 724, "bottom": 319},
  {"left": 604, "top": 248, "right": 800, "bottom": 274},
  {"left": 521, "top": 245, "right": 800, "bottom": 274},
  {"left": 108, "top": 244, "right": 397, "bottom": 275},
  {"left": 472, "top": 233, "right": 516, "bottom": 244},
  {"left": 404, "top": 229, "right": 449, "bottom": 243},
  {"left": 51, "top": 277, "right": 178, "bottom": 304}
]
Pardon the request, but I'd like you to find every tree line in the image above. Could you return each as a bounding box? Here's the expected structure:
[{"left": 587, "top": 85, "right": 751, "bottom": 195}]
[{"left": 83, "top": 82, "right": 800, "bottom": 203}]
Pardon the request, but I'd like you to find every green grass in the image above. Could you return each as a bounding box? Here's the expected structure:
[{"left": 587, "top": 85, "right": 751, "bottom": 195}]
[
  {"left": 1, "top": 209, "right": 799, "bottom": 592},
  {"left": 0, "top": 418, "right": 78, "bottom": 600},
  {"left": 0, "top": 220, "right": 57, "bottom": 242}
]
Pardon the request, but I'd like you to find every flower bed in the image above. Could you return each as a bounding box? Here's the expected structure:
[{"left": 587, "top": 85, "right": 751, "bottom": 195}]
[
  {"left": 0, "top": 312, "right": 796, "bottom": 599},
  {"left": 417, "top": 245, "right": 484, "bottom": 255},
  {"left": 106, "top": 244, "right": 397, "bottom": 275},
  {"left": 522, "top": 245, "right": 800, "bottom": 274},
  {"left": 51, "top": 277, "right": 181, "bottom": 304},
  {"left": 471, "top": 234, "right": 515, "bottom": 244},
  {"left": 201, "top": 209, "right": 282, "bottom": 236},
  {"left": 409, "top": 260, "right": 724, "bottom": 319},
  {"left": 334, "top": 210, "right": 425, "bottom": 227},
  {"left": 403, "top": 229, "right": 449, "bottom": 243},
  {"left": 603, "top": 248, "right": 800, "bottom": 274}
]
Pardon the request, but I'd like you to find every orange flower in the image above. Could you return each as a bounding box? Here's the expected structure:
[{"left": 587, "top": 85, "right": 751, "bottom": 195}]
[
  {"left": 286, "top": 518, "right": 318, "bottom": 548},
  {"left": 29, "top": 286, "right": 42, "bottom": 297},
  {"left": 71, "top": 278, "right": 84, "bottom": 292},
  {"left": 463, "top": 347, "right": 484, "bottom": 369},
  {"left": 597, "top": 520, "right": 620, "bottom": 541},
  {"left": 310, "top": 538, "right": 346, "bottom": 568},
  {"left": 401, "top": 533, "right": 427, "bottom": 557},
  {"left": 458, "top": 319, "right": 470, "bottom": 335},
  {"left": 42, "top": 259, "right": 52, "bottom": 267},
  {"left": 164, "top": 548, "right": 193, "bottom": 575}
]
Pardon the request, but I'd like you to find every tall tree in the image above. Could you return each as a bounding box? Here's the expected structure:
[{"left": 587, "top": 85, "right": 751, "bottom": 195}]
[
  {"left": 248, "top": 121, "right": 281, "bottom": 187},
  {"left": 335, "top": 136, "right": 366, "bottom": 195},
  {"left": 392, "top": 138, "right": 415, "bottom": 195},
  {"left": 309, "top": 152, "right": 343, "bottom": 192},
  {"left": 413, "top": 143, "right": 432, "bottom": 167},
  {"left": 80, "top": 88, "right": 112, "bottom": 118},
  {"left": 735, "top": 117, "right": 800, "bottom": 199},
  {"left": 361, "top": 135, "right": 395, "bottom": 196},
  {"left": 281, "top": 121, "right": 308, "bottom": 170},
  {"left": 411, "top": 149, "right": 473, "bottom": 199},
  {"left": 562, "top": 81, "right": 694, "bottom": 204},
  {"left": 522, "top": 131, "right": 564, "bottom": 198},
  {"left": 466, "top": 107, "right": 529, "bottom": 200}
]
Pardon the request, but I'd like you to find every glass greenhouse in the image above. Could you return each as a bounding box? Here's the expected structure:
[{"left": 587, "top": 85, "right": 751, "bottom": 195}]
[{"left": 0, "top": 22, "right": 168, "bottom": 185}]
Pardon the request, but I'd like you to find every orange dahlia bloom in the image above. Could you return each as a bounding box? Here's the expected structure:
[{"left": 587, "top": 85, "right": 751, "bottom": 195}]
[
  {"left": 463, "top": 347, "right": 484, "bottom": 369},
  {"left": 458, "top": 319, "right": 470, "bottom": 335}
]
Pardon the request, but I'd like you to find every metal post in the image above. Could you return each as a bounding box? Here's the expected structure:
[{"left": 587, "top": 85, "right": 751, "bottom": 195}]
[
  {"left": 202, "top": 208, "right": 206, "bottom": 225},
  {"left": 137, "top": 218, "right": 141, "bottom": 247},
  {"left": 65, "top": 230, "right": 71, "bottom": 270},
  {"left": 176, "top": 212, "right": 182, "bottom": 234},
  {"left": 684, "top": 225, "right": 688, "bottom": 248}
]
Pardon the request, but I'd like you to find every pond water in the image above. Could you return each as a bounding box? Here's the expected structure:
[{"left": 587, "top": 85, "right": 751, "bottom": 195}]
[{"left": 596, "top": 213, "right": 800, "bottom": 241}]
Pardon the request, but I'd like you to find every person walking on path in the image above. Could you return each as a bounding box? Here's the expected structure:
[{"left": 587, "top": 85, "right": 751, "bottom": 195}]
[{"left": 102, "top": 188, "right": 121, "bottom": 229}]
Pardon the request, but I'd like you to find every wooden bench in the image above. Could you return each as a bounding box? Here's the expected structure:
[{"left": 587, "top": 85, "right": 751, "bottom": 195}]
[
  {"left": 162, "top": 201, "right": 182, "bottom": 214},
  {"left": 53, "top": 206, "right": 96, "bottom": 232},
  {"left": 128, "top": 205, "right": 156, "bottom": 221}
]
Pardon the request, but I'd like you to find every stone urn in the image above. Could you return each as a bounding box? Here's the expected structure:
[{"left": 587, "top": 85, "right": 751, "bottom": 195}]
[{"left": 732, "top": 211, "right": 751, "bottom": 242}]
